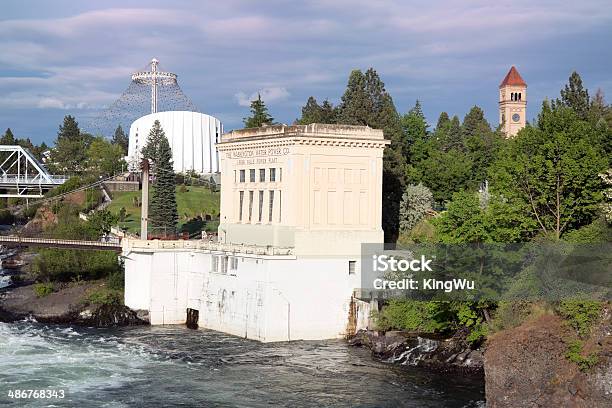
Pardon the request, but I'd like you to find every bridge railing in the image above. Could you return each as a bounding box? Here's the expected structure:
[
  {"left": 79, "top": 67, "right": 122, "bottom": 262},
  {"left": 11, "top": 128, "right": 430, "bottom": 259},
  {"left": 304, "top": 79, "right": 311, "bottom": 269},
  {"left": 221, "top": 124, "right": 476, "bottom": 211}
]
[{"left": 0, "top": 175, "right": 69, "bottom": 185}]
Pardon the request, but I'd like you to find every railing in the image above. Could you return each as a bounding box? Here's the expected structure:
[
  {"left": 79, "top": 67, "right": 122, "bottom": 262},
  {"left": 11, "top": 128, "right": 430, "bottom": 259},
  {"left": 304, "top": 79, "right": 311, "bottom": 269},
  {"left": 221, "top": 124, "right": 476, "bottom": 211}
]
[
  {"left": 123, "top": 238, "right": 294, "bottom": 256},
  {"left": 0, "top": 175, "right": 69, "bottom": 185},
  {"left": 0, "top": 236, "right": 122, "bottom": 251}
]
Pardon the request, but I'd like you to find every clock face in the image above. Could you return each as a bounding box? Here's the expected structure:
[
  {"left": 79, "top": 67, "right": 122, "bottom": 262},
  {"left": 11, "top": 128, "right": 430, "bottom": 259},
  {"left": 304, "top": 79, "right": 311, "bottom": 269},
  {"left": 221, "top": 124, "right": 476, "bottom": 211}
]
[{"left": 512, "top": 113, "right": 520, "bottom": 122}]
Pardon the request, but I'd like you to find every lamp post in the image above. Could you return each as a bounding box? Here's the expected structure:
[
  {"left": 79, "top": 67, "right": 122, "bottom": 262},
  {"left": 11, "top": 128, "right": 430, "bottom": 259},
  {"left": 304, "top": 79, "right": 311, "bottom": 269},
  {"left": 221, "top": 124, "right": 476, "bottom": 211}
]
[{"left": 140, "top": 159, "right": 149, "bottom": 240}]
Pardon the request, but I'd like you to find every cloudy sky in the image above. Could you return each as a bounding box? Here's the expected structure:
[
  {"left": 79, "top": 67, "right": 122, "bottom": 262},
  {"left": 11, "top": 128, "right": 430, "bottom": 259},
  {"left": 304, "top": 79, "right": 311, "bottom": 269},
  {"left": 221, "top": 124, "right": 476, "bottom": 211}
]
[{"left": 1, "top": 0, "right": 611, "bottom": 144}]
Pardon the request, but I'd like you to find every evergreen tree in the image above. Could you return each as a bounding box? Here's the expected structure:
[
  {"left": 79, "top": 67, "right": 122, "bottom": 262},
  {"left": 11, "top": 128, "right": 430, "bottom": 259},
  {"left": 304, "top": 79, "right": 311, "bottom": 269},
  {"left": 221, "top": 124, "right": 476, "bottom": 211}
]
[
  {"left": 298, "top": 96, "right": 322, "bottom": 124},
  {"left": 146, "top": 125, "right": 178, "bottom": 236},
  {"left": 112, "top": 125, "right": 129, "bottom": 155},
  {"left": 320, "top": 100, "right": 338, "bottom": 124},
  {"left": 50, "top": 115, "right": 88, "bottom": 174},
  {"left": 337, "top": 70, "right": 371, "bottom": 125},
  {"left": 1, "top": 128, "right": 16, "bottom": 145},
  {"left": 298, "top": 97, "right": 338, "bottom": 125},
  {"left": 435, "top": 112, "right": 450, "bottom": 131},
  {"left": 141, "top": 120, "right": 165, "bottom": 171},
  {"left": 443, "top": 115, "right": 463, "bottom": 151},
  {"left": 243, "top": 94, "right": 274, "bottom": 128},
  {"left": 462, "top": 106, "right": 491, "bottom": 138},
  {"left": 401, "top": 100, "right": 428, "bottom": 161},
  {"left": 559, "top": 71, "right": 590, "bottom": 120},
  {"left": 337, "top": 68, "right": 407, "bottom": 241}
]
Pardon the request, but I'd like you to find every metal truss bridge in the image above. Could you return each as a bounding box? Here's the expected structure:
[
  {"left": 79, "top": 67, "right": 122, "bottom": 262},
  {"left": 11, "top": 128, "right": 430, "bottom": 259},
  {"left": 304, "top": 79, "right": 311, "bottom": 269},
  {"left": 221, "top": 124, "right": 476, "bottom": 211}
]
[
  {"left": 0, "top": 145, "right": 69, "bottom": 198},
  {"left": 0, "top": 236, "right": 122, "bottom": 252}
]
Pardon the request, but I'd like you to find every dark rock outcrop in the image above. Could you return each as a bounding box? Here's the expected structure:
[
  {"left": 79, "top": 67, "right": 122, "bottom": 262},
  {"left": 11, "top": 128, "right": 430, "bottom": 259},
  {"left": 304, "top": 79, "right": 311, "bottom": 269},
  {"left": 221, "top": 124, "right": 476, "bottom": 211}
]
[{"left": 349, "top": 329, "right": 484, "bottom": 374}]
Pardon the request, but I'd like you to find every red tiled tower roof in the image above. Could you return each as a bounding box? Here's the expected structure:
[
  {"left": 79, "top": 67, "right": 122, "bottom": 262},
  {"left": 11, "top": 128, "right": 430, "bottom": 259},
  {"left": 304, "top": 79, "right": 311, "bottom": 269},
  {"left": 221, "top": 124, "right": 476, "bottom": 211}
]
[{"left": 499, "top": 66, "right": 527, "bottom": 88}]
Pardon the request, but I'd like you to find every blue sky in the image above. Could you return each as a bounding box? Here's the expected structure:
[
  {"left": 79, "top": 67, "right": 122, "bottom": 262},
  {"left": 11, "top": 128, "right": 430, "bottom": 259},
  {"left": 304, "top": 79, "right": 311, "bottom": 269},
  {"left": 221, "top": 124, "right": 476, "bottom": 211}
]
[{"left": 1, "top": 0, "right": 611, "bottom": 144}]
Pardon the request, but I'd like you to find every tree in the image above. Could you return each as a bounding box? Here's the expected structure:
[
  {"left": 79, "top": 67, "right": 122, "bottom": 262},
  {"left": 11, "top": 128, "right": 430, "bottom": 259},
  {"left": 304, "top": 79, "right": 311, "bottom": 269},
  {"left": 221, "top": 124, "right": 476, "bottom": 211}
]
[
  {"left": 141, "top": 120, "right": 165, "bottom": 171},
  {"left": 435, "top": 112, "right": 450, "bottom": 131},
  {"left": 243, "top": 94, "right": 274, "bottom": 128},
  {"left": 86, "top": 137, "right": 125, "bottom": 177},
  {"left": 434, "top": 191, "right": 530, "bottom": 243},
  {"left": 559, "top": 71, "right": 590, "bottom": 120},
  {"left": 490, "top": 102, "right": 608, "bottom": 239},
  {"left": 418, "top": 148, "right": 473, "bottom": 204},
  {"left": 147, "top": 126, "right": 178, "bottom": 235},
  {"left": 50, "top": 115, "right": 88, "bottom": 174},
  {"left": 112, "top": 125, "right": 129, "bottom": 155},
  {"left": 298, "top": 97, "right": 337, "bottom": 124},
  {"left": 399, "top": 183, "right": 433, "bottom": 233},
  {"left": 401, "top": 100, "right": 428, "bottom": 161},
  {"left": 336, "top": 68, "right": 408, "bottom": 242},
  {"left": 1, "top": 128, "right": 16, "bottom": 145}
]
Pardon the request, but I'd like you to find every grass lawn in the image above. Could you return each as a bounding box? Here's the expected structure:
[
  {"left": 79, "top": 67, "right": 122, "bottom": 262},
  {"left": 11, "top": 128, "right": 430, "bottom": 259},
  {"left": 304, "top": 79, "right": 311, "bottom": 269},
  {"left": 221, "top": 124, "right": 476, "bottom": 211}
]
[{"left": 107, "top": 186, "right": 220, "bottom": 234}]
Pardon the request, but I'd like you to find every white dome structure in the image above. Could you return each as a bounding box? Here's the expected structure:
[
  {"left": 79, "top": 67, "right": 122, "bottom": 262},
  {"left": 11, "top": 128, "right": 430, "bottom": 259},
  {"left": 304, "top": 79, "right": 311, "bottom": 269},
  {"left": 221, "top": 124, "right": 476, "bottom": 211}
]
[{"left": 128, "top": 111, "right": 222, "bottom": 174}]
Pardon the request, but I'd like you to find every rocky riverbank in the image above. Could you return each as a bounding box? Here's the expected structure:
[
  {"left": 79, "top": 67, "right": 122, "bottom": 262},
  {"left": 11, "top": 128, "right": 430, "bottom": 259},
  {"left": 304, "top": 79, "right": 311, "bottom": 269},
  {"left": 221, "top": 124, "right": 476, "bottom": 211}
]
[
  {"left": 0, "top": 281, "right": 146, "bottom": 327},
  {"left": 348, "top": 328, "right": 484, "bottom": 375},
  {"left": 485, "top": 311, "right": 612, "bottom": 408}
]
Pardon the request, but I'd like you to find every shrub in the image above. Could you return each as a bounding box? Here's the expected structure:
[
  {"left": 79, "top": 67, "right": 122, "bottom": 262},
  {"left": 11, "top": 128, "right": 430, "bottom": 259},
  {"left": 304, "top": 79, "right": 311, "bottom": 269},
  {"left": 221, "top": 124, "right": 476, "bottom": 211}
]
[
  {"left": 0, "top": 209, "right": 15, "bottom": 225},
  {"left": 107, "top": 271, "right": 124, "bottom": 291},
  {"left": 558, "top": 299, "right": 602, "bottom": 338},
  {"left": 118, "top": 207, "right": 127, "bottom": 222},
  {"left": 399, "top": 183, "right": 433, "bottom": 234},
  {"left": 565, "top": 339, "right": 599, "bottom": 371},
  {"left": 490, "top": 301, "right": 553, "bottom": 332},
  {"left": 86, "top": 287, "right": 123, "bottom": 306},
  {"left": 33, "top": 282, "right": 54, "bottom": 297},
  {"left": 373, "top": 300, "right": 454, "bottom": 333}
]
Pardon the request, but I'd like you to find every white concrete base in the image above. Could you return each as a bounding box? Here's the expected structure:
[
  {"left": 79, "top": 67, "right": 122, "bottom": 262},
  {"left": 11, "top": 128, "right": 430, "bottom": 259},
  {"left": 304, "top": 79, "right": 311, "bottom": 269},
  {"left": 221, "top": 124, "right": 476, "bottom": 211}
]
[{"left": 124, "top": 246, "right": 370, "bottom": 342}]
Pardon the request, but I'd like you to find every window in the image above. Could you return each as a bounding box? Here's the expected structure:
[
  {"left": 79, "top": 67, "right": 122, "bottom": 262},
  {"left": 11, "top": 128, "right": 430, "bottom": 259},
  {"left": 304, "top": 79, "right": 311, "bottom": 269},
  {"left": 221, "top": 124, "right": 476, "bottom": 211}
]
[
  {"left": 279, "top": 168, "right": 282, "bottom": 182},
  {"left": 270, "top": 168, "right": 276, "bottom": 182},
  {"left": 239, "top": 191, "right": 244, "bottom": 221},
  {"left": 234, "top": 170, "right": 236, "bottom": 183},
  {"left": 349, "top": 261, "right": 356, "bottom": 275},
  {"left": 250, "top": 169, "right": 256, "bottom": 182},
  {"left": 211, "top": 256, "right": 218, "bottom": 273},
  {"left": 239, "top": 170, "right": 245, "bottom": 183},
  {"left": 268, "top": 190, "right": 275, "bottom": 222},
  {"left": 258, "top": 190, "right": 264, "bottom": 222},
  {"left": 230, "top": 257, "right": 238, "bottom": 271},
  {"left": 220, "top": 256, "right": 228, "bottom": 274},
  {"left": 259, "top": 169, "right": 265, "bottom": 182},
  {"left": 278, "top": 190, "right": 282, "bottom": 222},
  {"left": 248, "top": 191, "right": 254, "bottom": 222}
]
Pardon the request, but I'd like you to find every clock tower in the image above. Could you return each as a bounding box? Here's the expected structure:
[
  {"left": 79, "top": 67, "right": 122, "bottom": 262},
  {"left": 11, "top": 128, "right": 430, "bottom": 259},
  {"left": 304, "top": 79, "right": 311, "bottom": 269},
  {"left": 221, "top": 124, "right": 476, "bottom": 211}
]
[{"left": 499, "top": 66, "right": 527, "bottom": 137}]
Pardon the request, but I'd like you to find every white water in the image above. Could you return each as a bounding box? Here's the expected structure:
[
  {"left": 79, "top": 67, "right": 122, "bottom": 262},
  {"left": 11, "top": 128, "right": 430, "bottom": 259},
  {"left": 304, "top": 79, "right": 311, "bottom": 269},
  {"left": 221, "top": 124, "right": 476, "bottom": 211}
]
[{"left": 0, "top": 323, "right": 485, "bottom": 407}]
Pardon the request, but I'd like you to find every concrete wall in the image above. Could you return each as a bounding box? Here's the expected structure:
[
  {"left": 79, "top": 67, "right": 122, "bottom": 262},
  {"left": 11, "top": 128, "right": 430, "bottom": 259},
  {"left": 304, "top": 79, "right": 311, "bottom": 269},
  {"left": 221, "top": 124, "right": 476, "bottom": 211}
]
[{"left": 124, "top": 246, "right": 368, "bottom": 342}]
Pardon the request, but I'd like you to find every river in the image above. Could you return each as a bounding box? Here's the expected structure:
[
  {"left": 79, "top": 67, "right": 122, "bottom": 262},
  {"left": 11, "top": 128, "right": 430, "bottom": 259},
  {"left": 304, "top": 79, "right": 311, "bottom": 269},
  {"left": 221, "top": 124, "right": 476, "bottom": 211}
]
[{"left": 0, "top": 322, "right": 484, "bottom": 407}]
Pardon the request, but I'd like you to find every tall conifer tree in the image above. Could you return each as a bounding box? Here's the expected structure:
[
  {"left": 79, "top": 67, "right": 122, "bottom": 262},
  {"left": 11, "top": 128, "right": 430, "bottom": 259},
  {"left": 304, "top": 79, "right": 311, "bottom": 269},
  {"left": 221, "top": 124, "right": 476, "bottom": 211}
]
[
  {"left": 244, "top": 94, "right": 274, "bottom": 128},
  {"left": 144, "top": 121, "right": 178, "bottom": 235}
]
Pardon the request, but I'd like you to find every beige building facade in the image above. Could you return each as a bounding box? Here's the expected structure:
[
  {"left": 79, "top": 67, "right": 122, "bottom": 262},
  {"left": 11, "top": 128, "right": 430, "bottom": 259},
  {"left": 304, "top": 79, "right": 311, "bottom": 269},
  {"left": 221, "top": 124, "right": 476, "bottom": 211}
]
[
  {"left": 499, "top": 66, "right": 527, "bottom": 137},
  {"left": 124, "top": 123, "right": 388, "bottom": 341},
  {"left": 217, "top": 123, "right": 389, "bottom": 256}
]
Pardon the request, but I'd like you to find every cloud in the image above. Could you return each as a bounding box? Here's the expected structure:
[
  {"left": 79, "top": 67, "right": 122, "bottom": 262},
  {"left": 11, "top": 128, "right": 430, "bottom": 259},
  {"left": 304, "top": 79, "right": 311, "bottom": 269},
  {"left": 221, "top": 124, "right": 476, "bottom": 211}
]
[
  {"left": 235, "top": 87, "right": 290, "bottom": 107},
  {"left": 0, "top": 1, "right": 611, "bottom": 143}
]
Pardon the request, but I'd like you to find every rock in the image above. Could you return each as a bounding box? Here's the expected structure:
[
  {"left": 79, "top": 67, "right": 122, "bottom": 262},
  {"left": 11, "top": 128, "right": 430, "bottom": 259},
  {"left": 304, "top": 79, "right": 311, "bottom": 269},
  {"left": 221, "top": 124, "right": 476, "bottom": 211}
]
[
  {"left": 485, "top": 312, "right": 612, "bottom": 408},
  {"left": 348, "top": 328, "right": 484, "bottom": 374},
  {"left": 81, "top": 304, "right": 147, "bottom": 327}
]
